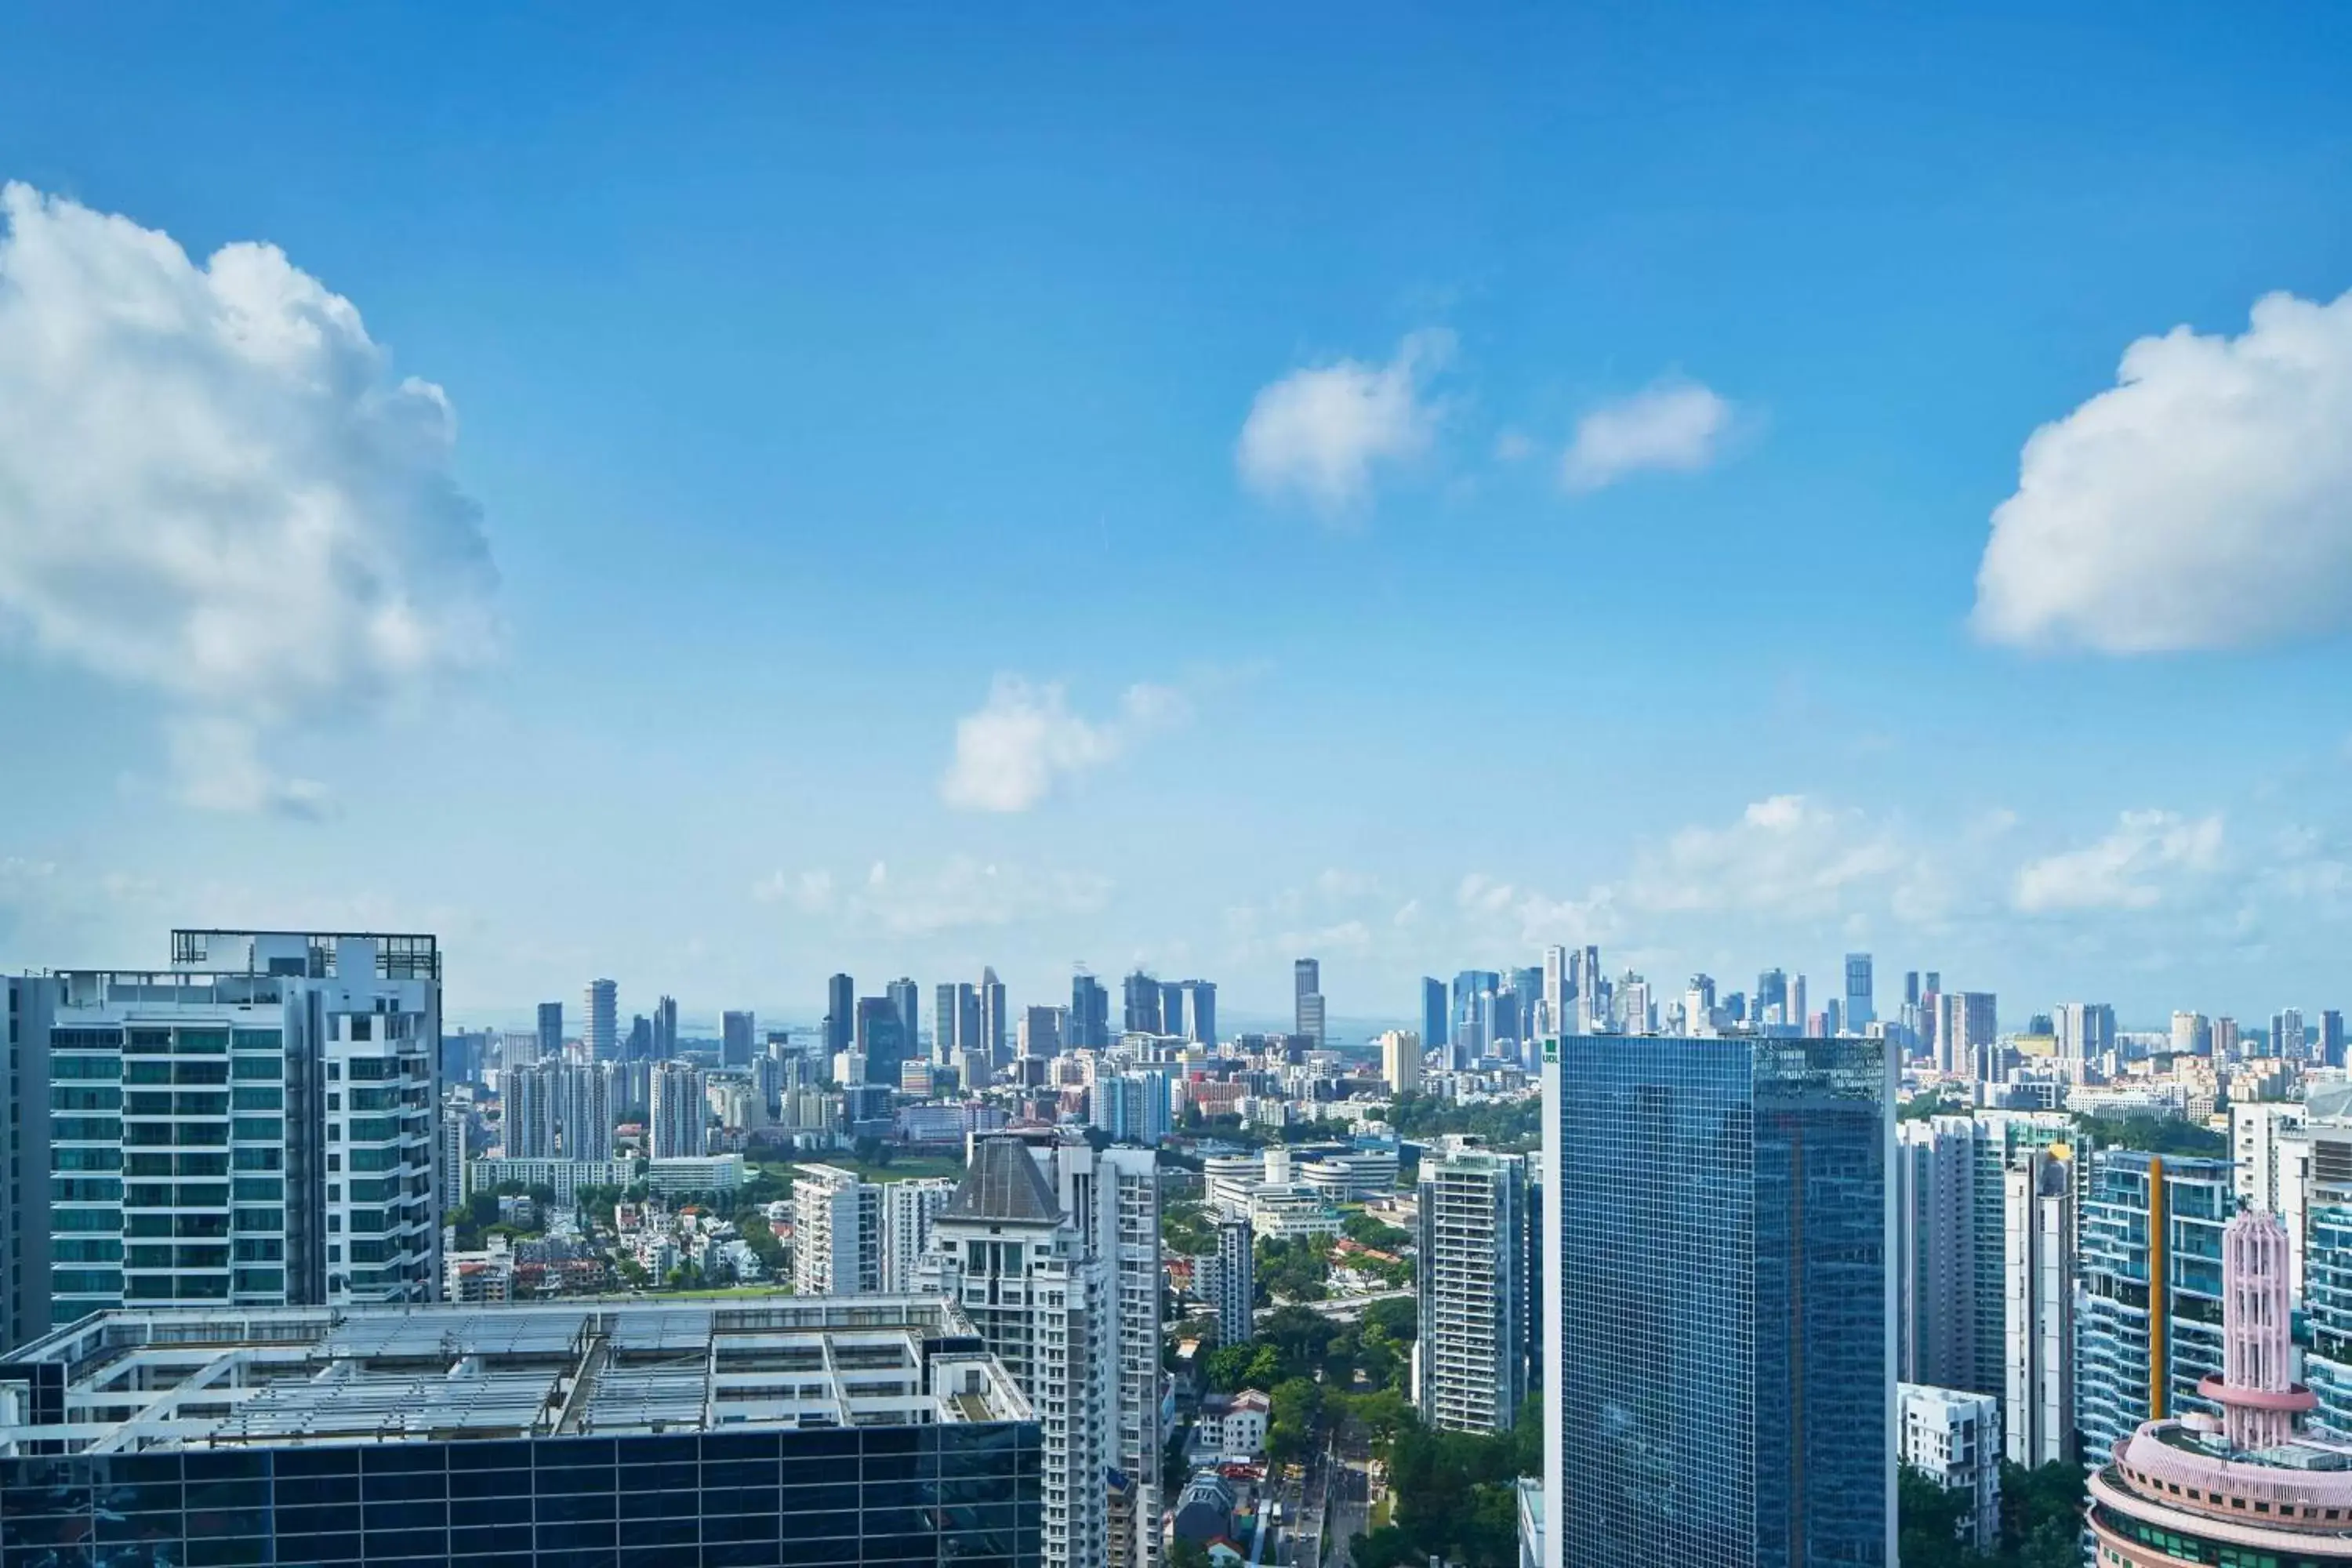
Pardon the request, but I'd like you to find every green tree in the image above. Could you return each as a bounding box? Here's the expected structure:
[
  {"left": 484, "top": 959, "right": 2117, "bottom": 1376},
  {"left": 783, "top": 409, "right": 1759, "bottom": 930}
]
[
  {"left": 1897, "top": 1464, "right": 1974, "bottom": 1568},
  {"left": 1268, "top": 1377, "right": 1323, "bottom": 1463},
  {"left": 1341, "top": 1212, "right": 1410, "bottom": 1251},
  {"left": 1163, "top": 1201, "right": 1217, "bottom": 1257}
]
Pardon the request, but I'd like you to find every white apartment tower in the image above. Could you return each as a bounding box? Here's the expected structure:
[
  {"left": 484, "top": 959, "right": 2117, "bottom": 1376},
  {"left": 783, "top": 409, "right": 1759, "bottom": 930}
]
[
  {"left": 2002, "top": 1147, "right": 2074, "bottom": 1465},
  {"left": 13, "top": 929, "right": 441, "bottom": 1341},
  {"left": 880, "top": 1176, "right": 954, "bottom": 1293},
  {"left": 918, "top": 1134, "right": 1163, "bottom": 1568},
  {"left": 1379, "top": 1029, "right": 1423, "bottom": 1095},
  {"left": 1414, "top": 1136, "right": 1529, "bottom": 1433},
  {"left": 793, "top": 1163, "right": 883, "bottom": 1296},
  {"left": 649, "top": 1061, "right": 706, "bottom": 1158}
]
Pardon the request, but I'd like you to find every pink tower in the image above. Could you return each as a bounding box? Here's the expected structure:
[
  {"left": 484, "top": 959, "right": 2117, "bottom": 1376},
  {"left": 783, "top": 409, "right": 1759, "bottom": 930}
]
[{"left": 2199, "top": 1209, "right": 2317, "bottom": 1450}]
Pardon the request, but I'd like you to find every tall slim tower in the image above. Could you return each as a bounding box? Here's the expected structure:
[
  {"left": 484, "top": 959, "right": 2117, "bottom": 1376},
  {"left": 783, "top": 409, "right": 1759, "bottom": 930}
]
[
  {"left": 535, "top": 1000, "right": 563, "bottom": 1063},
  {"left": 1294, "top": 957, "right": 1325, "bottom": 1047},
  {"left": 583, "top": 978, "right": 618, "bottom": 1062},
  {"left": 652, "top": 995, "right": 677, "bottom": 1058},
  {"left": 1544, "top": 1032, "right": 1892, "bottom": 1567},
  {"left": 2003, "top": 1148, "right": 2074, "bottom": 1465},
  {"left": 720, "top": 1010, "right": 755, "bottom": 1068},
  {"left": 1420, "top": 978, "right": 1447, "bottom": 1069},
  {"left": 885, "top": 978, "right": 919, "bottom": 1060},
  {"left": 649, "top": 1061, "right": 708, "bottom": 1159},
  {"left": 1414, "top": 1137, "right": 1528, "bottom": 1432},
  {"left": 824, "top": 974, "right": 855, "bottom": 1056},
  {"left": 1071, "top": 972, "right": 1111, "bottom": 1050},
  {"left": 1843, "top": 952, "right": 1875, "bottom": 1029}
]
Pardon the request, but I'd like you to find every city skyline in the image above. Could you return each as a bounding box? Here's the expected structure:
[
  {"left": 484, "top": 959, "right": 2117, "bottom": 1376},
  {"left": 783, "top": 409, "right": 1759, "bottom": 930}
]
[{"left": 3, "top": 10, "right": 2352, "bottom": 1025}]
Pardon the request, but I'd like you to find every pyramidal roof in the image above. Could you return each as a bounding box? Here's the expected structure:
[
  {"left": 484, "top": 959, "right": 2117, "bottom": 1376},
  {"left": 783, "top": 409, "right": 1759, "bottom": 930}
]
[{"left": 942, "top": 1137, "right": 1063, "bottom": 1224}]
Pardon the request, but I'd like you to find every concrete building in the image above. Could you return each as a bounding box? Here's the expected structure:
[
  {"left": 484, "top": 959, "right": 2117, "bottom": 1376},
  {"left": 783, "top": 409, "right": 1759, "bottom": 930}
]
[
  {"left": 2055, "top": 1000, "right": 2117, "bottom": 1067},
  {"left": 1294, "top": 958, "right": 1325, "bottom": 1049},
  {"left": 2234, "top": 1102, "right": 2310, "bottom": 1286},
  {"left": 648, "top": 1060, "right": 707, "bottom": 1160},
  {"left": 1379, "top": 1028, "right": 1422, "bottom": 1095},
  {"left": 505, "top": 1058, "right": 561, "bottom": 1159},
  {"left": 721, "top": 1009, "right": 756, "bottom": 1067},
  {"left": 1897, "top": 1382, "right": 2001, "bottom": 1552},
  {"left": 880, "top": 1175, "right": 954, "bottom": 1293},
  {"left": 2085, "top": 1210, "right": 2352, "bottom": 1568},
  {"left": 2003, "top": 1146, "right": 2075, "bottom": 1465},
  {"left": 0, "top": 1296, "right": 1040, "bottom": 1568},
  {"left": 918, "top": 1133, "right": 1162, "bottom": 1568},
  {"left": 2296, "top": 1120, "right": 2352, "bottom": 1439},
  {"left": 1937, "top": 991, "right": 1999, "bottom": 1079},
  {"left": 1544, "top": 1033, "right": 1892, "bottom": 1568},
  {"left": 793, "top": 1163, "right": 882, "bottom": 1296},
  {"left": 1414, "top": 1137, "right": 1528, "bottom": 1434},
  {"left": 14, "top": 928, "right": 441, "bottom": 1341},
  {"left": 561, "top": 1060, "right": 617, "bottom": 1161},
  {"left": 461, "top": 1157, "right": 635, "bottom": 1203},
  {"left": 1895, "top": 1111, "right": 2069, "bottom": 1399},
  {"left": 1207, "top": 1212, "right": 1255, "bottom": 1347}
]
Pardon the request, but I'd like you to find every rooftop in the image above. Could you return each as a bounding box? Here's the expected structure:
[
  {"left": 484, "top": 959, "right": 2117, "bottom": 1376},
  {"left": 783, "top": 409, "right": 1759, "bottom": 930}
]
[{"left": 0, "top": 1296, "right": 1030, "bottom": 1455}]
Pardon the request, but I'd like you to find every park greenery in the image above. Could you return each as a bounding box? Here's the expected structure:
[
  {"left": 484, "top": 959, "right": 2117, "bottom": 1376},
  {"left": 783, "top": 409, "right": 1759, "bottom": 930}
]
[
  {"left": 1381, "top": 1091, "right": 1540, "bottom": 1151},
  {"left": 2071, "top": 1113, "right": 2227, "bottom": 1158},
  {"left": 1348, "top": 1396, "right": 1540, "bottom": 1568},
  {"left": 1897, "top": 1461, "right": 2085, "bottom": 1568}
]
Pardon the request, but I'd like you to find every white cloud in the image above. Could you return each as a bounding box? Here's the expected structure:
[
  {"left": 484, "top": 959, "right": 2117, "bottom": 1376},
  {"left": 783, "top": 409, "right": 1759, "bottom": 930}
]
[
  {"left": 0, "top": 183, "right": 497, "bottom": 811},
  {"left": 1625, "top": 794, "right": 1922, "bottom": 917},
  {"left": 751, "top": 868, "right": 836, "bottom": 913},
  {"left": 1561, "top": 378, "right": 1733, "bottom": 492},
  {"left": 1974, "top": 289, "right": 2352, "bottom": 652},
  {"left": 1455, "top": 873, "right": 1619, "bottom": 948},
  {"left": 861, "top": 856, "right": 1113, "bottom": 938},
  {"left": 2013, "top": 810, "right": 2225, "bottom": 912},
  {"left": 1236, "top": 330, "right": 1451, "bottom": 512},
  {"left": 940, "top": 675, "right": 1189, "bottom": 812}
]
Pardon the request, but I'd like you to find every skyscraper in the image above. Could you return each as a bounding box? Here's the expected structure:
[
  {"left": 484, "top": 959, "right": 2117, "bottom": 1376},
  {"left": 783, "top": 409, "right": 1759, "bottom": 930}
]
[
  {"left": 1844, "top": 951, "right": 1875, "bottom": 1029},
  {"left": 1179, "top": 979, "right": 1218, "bottom": 1046},
  {"left": 1379, "top": 1029, "right": 1422, "bottom": 1094},
  {"left": 1159, "top": 979, "right": 1187, "bottom": 1040},
  {"left": 855, "top": 996, "right": 911, "bottom": 1089},
  {"left": 1122, "top": 969, "right": 1163, "bottom": 1035},
  {"left": 721, "top": 1009, "right": 756, "bottom": 1067},
  {"left": 2055, "top": 1001, "right": 2116, "bottom": 1066},
  {"left": 506, "top": 1060, "right": 561, "bottom": 1159},
  {"left": 583, "top": 978, "right": 618, "bottom": 1062},
  {"left": 1414, "top": 1137, "right": 1529, "bottom": 1434},
  {"left": 2326, "top": 1010, "right": 2347, "bottom": 1069},
  {"left": 2003, "top": 1147, "right": 2074, "bottom": 1465},
  {"left": 1071, "top": 972, "right": 1110, "bottom": 1050},
  {"left": 1294, "top": 957, "right": 1325, "bottom": 1048},
  {"left": 1544, "top": 1033, "right": 1892, "bottom": 1567},
  {"left": 1541, "top": 946, "right": 1568, "bottom": 1037},
  {"left": 935, "top": 980, "right": 978, "bottom": 1065},
  {"left": 2274, "top": 1007, "right": 2309, "bottom": 1058},
  {"left": 919, "top": 1134, "right": 1163, "bottom": 1568},
  {"left": 534, "top": 1000, "right": 563, "bottom": 1063},
  {"left": 1938, "top": 991, "right": 1998, "bottom": 1078},
  {"left": 824, "top": 973, "right": 855, "bottom": 1055},
  {"left": 16, "top": 928, "right": 443, "bottom": 1340},
  {"left": 2077, "top": 1149, "right": 2232, "bottom": 1459},
  {"left": 561, "top": 1060, "right": 618, "bottom": 1162},
  {"left": 1018, "top": 1004, "right": 1063, "bottom": 1061},
  {"left": 880, "top": 1176, "right": 955, "bottom": 1293},
  {"left": 1420, "top": 978, "right": 1448, "bottom": 1068},
  {"left": 1210, "top": 1213, "right": 1255, "bottom": 1348},
  {"left": 886, "top": 978, "right": 919, "bottom": 1060},
  {"left": 793, "top": 1163, "right": 883, "bottom": 1296},
  {"left": 652, "top": 994, "right": 678, "bottom": 1058},
  {"left": 978, "top": 967, "right": 1007, "bottom": 1066},
  {"left": 649, "top": 1060, "right": 708, "bottom": 1159}
]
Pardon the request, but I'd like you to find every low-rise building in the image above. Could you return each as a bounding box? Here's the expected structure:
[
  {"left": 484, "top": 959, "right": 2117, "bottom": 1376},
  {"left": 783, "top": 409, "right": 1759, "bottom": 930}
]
[
  {"left": 1193, "top": 1388, "right": 1271, "bottom": 1459},
  {"left": 1897, "top": 1382, "right": 2001, "bottom": 1551}
]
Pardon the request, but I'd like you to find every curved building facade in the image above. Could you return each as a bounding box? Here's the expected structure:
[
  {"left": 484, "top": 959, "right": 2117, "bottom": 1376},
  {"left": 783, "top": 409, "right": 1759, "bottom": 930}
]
[{"left": 2090, "top": 1209, "right": 2352, "bottom": 1567}]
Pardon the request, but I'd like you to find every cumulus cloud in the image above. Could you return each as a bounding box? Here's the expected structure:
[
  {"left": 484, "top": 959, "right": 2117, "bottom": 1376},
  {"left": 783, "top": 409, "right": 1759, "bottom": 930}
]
[
  {"left": 1236, "top": 329, "right": 1452, "bottom": 512},
  {"left": 940, "top": 675, "right": 1189, "bottom": 812},
  {"left": 1625, "top": 794, "right": 1925, "bottom": 916},
  {"left": 1561, "top": 378, "right": 1733, "bottom": 492},
  {"left": 1974, "top": 289, "right": 2352, "bottom": 653},
  {"left": 751, "top": 868, "right": 837, "bottom": 913},
  {"left": 2013, "top": 810, "right": 2224, "bottom": 912},
  {"left": 0, "top": 183, "right": 497, "bottom": 812}
]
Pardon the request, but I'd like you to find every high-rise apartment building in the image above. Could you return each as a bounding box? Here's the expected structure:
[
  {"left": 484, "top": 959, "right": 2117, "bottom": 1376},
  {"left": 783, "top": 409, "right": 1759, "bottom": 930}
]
[
  {"left": 534, "top": 1000, "right": 563, "bottom": 1064},
  {"left": 652, "top": 994, "right": 677, "bottom": 1058},
  {"left": 1937, "top": 992, "right": 1998, "bottom": 1079},
  {"left": 1844, "top": 952, "right": 1875, "bottom": 1029},
  {"left": 2274, "top": 1007, "right": 2309, "bottom": 1058},
  {"left": 1209, "top": 1212, "right": 1254, "bottom": 1347},
  {"left": 2003, "top": 1146, "right": 2074, "bottom": 1465},
  {"left": 583, "top": 978, "right": 618, "bottom": 1062},
  {"left": 2053, "top": 1000, "right": 2116, "bottom": 1068},
  {"left": 1414, "top": 1137, "right": 1528, "bottom": 1435},
  {"left": 2078, "top": 1149, "right": 2232, "bottom": 1459},
  {"left": 1540, "top": 946, "right": 1568, "bottom": 1039},
  {"left": 880, "top": 1176, "right": 954, "bottom": 1294},
  {"left": 1544, "top": 1033, "right": 1892, "bottom": 1568},
  {"left": 1071, "top": 972, "right": 1110, "bottom": 1050},
  {"left": 793, "top": 1163, "right": 883, "bottom": 1296},
  {"left": 1891, "top": 1109, "right": 2065, "bottom": 1400},
  {"left": 506, "top": 1059, "right": 561, "bottom": 1160},
  {"left": 1896, "top": 1383, "right": 2001, "bottom": 1552},
  {"left": 824, "top": 973, "right": 855, "bottom": 1055},
  {"left": 649, "top": 1061, "right": 707, "bottom": 1159},
  {"left": 2171, "top": 1010, "right": 2213, "bottom": 1057},
  {"left": 1091, "top": 1071, "right": 1173, "bottom": 1146},
  {"left": 2214, "top": 1015, "right": 2242, "bottom": 1058},
  {"left": 13, "top": 928, "right": 442, "bottom": 1341},
  {"left": 1378, "top": 1029, "right": 1422, "bottom": 1095},
  {"left": 2297, "top": 1121, "right": 2352, "bottom": 1439},
  {"left": 1294, "top": 958, "right": 1325, "bottom": 1049},
  {"left": 560, "top": 1060, "right": 617, "bottom": 1162},
  {"left": 918, "top": 1134, "right": 1162, "bottom": 1568},
  {"left": 720, "top": 1009, "right": 755, "bottom": 1068},
  {"left": 978, "top": 968, "right": 1007, "bottom": 1067}
]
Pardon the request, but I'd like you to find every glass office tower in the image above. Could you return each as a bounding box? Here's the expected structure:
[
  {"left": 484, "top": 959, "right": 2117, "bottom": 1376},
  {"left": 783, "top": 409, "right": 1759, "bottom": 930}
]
[{"left": 1542, "top": 1034, "right": 1893, "bottom": 1568}]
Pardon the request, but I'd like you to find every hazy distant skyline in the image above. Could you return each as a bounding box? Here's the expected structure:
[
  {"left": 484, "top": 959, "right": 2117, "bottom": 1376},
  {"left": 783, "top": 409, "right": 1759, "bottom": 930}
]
[{"left": 2, "top": 7, "right": 2350, "bottom": 1023}]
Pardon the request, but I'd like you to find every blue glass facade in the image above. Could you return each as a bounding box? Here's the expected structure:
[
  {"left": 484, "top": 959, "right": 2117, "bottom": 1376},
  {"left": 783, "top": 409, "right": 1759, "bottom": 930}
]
[
  {"left": 0, "top": 1423, "right": 1040, "bottom": 1567},
  {"left": 2074, "top": 1149, "right": 2228, "bottom": 1461},
  {"left": 1548, "top": 1034, "right": 1890, "bottom": 1568}
]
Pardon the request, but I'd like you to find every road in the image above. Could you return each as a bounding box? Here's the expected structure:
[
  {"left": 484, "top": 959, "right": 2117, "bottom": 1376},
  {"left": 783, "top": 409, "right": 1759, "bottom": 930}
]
[{"left": 1254, "top": 1288, "right": 1411, "bottom": 1327}]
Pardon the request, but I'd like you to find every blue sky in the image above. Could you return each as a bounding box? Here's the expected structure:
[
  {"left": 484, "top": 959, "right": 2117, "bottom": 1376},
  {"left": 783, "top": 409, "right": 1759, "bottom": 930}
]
[{"left": 1, "top": 3, "right": 2350, "bottom": 1031}]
